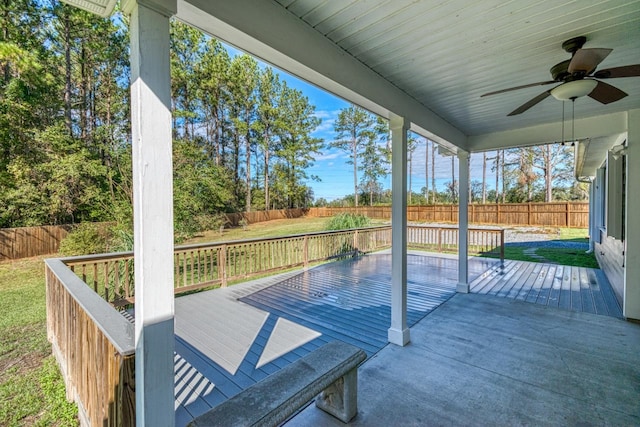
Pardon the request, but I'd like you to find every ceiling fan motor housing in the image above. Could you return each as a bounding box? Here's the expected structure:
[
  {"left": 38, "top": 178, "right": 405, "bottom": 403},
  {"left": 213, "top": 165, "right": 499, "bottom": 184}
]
[{"left": 562, "top": 36, "right": 587, "bottom": 53}]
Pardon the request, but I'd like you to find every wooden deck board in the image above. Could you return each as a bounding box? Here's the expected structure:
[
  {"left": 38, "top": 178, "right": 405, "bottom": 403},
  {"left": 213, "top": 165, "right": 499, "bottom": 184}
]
[
  {"left": 497, "top": 260, "right": 534, "bottom": 298},
  {"left": 524, "top": 263, "right": 548, "bottom": 303},
  {"left": 512, "top": 262, "right": 542, "bottom": 301},
  {"left": 594, "top": 269, "right": 623, "bottom": 316},
  {"left": 587, "top": 268, "right": 609, "bottom": 315},
  {"left": 579, "top": 267, "right": 596, "bottom": 314},
  {"left": 533, "top": 264, "right": 556, "bottom": 306},
  {"left": 569, "top": 266, "right": 582, "bottom": 312}
]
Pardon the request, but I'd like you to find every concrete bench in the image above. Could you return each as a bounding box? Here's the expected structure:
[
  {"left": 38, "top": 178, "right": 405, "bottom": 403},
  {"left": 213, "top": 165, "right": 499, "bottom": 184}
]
[{"left": 188, "top": 341, "right": 367, "bottom": 427}]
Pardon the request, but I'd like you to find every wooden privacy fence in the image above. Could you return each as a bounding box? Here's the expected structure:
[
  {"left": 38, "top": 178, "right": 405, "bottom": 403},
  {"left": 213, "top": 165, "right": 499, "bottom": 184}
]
[
  {"left": 2, "top": 203, "right": 579, "bottom": 261},
  {"left": 309, "top": 202, "right": 589, "bottom": 228},
  {"left": 1, "top": 210, "right": 307, "bottom": 261},
  {"left": 62, "top": 225, "right": 503, "bottom": 306},
  {"left": 225, "top": 208, "right": 307, "bottom": 226},
  {"left": 0, "top": 224, "right": 73, "bottom": 260}
]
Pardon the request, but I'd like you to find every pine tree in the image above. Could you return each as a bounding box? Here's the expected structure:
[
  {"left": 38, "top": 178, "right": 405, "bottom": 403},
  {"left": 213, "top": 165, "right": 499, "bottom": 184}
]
[
  {"left": 331, "top": 106, "right": 374, "bottom": 207},
  {"left": 276, "top": 85, "right": 323, "bottom": 208},
  {"left": 255, "top": 67, "right": 282, "bottom": 210},
  {"left": 360, "top": 120, "right": 389, "bottom": 206}
]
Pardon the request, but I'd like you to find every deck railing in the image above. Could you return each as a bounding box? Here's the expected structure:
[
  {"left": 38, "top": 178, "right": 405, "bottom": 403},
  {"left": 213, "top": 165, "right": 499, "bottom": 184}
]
[
  {"left": 45, "top": 258, "right": 135, "bottom": 426},
  {"left": 46, "top": 224, "right": 502, "bottom": 426},
  {"left": 61, "top": 225, "right": 502, "bottom": 306}
]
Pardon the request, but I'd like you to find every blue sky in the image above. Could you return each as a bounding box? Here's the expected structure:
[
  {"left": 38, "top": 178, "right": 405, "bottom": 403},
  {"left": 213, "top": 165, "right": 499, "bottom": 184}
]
[
  {"left": 225, "top": 44, "right": 499, "bottom": 201},
  {"left": 278, "top": 72, "right": 503, "bottom": 200}
]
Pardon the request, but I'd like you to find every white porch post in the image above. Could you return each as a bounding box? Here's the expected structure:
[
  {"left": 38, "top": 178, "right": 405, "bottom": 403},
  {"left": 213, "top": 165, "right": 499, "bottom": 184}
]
[
  {"left": 457, "top": 150, "right": 470, "bottom": 293},
  {"left": 126, "top": 0, "right": 176, "bottom": 425},
  {"left": 388, "top": 114, "right": 410, "bottom": 346},
  {"left": 624, "top": 109, "right": 640, "bottom": 320}
]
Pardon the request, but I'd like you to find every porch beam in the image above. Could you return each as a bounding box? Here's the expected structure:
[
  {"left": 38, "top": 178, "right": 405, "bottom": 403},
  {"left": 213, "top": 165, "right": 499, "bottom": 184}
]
[
  {"left": 126, "top": 0, "right": 176, "bottom": 425},
  {"left": 624, "top": 109, "right": 640, "bottom": 320},
  {"left": 388, "top": 114, "right": 410, "bottom": 346},
  {"left": 457, "top": 150, "right": 470, "bottom": 293},
  {"left": 468, "top": 112, "right": 628, "bottom": 152}
]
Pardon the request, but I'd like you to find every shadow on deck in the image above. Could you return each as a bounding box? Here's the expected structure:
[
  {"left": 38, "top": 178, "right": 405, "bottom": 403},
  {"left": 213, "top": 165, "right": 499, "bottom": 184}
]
[{"left": 172, "top": 252, "right": 626, "bottom": 425}]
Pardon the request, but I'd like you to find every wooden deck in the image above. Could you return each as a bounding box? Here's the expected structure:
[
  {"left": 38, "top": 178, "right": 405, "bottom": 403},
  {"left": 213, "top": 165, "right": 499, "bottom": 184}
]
[
  {"left": 172, "top": 253, "right": 621, "bottom": 425},
  {"left": 470, "top": 259, "right": 622, "bottom": 317}
]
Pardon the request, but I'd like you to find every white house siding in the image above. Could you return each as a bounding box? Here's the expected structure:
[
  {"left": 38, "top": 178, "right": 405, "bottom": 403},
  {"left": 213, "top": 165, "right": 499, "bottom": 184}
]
[{"left": 595, "top": 234, "right": 624, "bottom": 306}]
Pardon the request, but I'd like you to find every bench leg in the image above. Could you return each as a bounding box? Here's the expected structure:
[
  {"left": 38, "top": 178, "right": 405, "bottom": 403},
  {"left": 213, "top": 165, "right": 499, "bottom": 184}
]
[{"left": 315, "top": 369, "right": 358, "bottom": 423}]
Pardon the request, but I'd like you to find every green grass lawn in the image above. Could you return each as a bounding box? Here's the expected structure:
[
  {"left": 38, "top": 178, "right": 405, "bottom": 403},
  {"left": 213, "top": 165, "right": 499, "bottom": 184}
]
[
  {"left": 496, "top": 245, "right": 599, "bottom": 268},
  {"left": 0, "top": 258, "right": 78, "bottom": 426},
  {"left": 484, "top": 227, "right": 597, "bottom": 268},
  {"left": 184, "top": 216, "right": 389, "bottom": 244}
]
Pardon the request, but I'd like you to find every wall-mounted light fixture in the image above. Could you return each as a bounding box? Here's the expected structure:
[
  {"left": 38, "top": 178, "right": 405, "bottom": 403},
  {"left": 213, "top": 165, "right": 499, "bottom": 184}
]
[{"left": 610, "top": 144, "right": 627, "bottom": 160}]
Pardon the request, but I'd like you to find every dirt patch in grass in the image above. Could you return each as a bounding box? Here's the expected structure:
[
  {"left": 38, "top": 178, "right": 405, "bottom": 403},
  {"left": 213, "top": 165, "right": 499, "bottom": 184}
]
[{"left": 0, "top": 322, "right": 49, "bottom": 376}]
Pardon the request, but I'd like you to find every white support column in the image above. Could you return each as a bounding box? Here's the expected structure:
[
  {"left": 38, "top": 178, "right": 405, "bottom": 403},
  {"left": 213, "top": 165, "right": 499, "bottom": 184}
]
[
  {"left": 457, "top": 150, "right": 470, "bottom": 293},
  {"left": 624, "top": 109, "right": 640, "bottom": 320},
  {"left": 126, "top": 0, "right": 176, "bottom": 425},
  {"left": 388, "top": 114, "right": 410, "bottom": 346}
]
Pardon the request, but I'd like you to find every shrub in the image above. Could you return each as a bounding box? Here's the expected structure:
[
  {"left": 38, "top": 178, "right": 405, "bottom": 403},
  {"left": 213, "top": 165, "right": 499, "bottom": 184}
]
[
  {"left": 325, "top": 213, "right": 372, "bottom": 231},
  {"left": 58, "top": 223, "right": 111, "bottom": 256},
  {"left": 109, "top": 227, "right": 134, "bottom": 252}
]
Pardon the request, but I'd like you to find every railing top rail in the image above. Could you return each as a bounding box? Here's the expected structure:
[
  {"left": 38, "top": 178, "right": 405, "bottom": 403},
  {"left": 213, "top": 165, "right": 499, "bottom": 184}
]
[
  {"left": 173, "top": 225, "right": 392, "bottom": 251},
  {"left": 408, "top": 224, "right": 504, "bottom": 232},
  {"left": 61, "top": 251, "right": 134, "bottom": 264},
  {"left": 45, "top": 258, "right": 135, "bottom": 355}
]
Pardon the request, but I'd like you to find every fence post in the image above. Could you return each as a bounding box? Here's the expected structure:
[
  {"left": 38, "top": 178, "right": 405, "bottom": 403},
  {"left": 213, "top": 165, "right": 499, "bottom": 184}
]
[
  {"left": 566, "top": 202, "right": 571, "bottom": 228},
  {"left": 438, "top": 228, "right": 442, "bottom": 253},
  {"left": 528, "top": 203, "right": 532, "bottom": 225},
  {"left": 220, "top": 244, "right": 227, "bottom": 288},
  {"left": 303, "top": 235, "right": 309, "bottom": 269}
]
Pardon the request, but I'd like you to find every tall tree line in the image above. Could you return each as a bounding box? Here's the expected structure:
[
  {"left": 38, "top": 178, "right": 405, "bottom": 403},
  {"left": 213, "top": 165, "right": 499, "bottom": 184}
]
[
  {"left": 168, "top": 21, "right": 323, "bottom": 213},
  {"left": 327, "top": 104, "right": 585, "bottom": 207},
  {"left": 0, "top": 4, "right": 323, "bottom": 229}
]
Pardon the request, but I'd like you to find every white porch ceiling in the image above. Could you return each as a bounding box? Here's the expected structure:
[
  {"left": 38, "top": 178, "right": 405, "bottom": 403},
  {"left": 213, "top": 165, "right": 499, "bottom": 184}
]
[{"left": 179, "top": 0, "right": 639, "bottom": 153}]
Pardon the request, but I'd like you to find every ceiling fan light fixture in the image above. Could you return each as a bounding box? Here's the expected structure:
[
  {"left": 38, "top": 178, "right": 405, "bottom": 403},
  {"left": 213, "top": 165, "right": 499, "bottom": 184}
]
[{"left": 550, "top": 79, "right": 598, "bottom": 100}]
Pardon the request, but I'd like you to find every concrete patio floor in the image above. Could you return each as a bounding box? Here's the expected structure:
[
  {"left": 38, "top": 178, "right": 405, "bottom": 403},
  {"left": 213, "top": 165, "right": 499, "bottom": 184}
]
[{"left": 286, "top": 292, "right": 640, "bottom": 426}]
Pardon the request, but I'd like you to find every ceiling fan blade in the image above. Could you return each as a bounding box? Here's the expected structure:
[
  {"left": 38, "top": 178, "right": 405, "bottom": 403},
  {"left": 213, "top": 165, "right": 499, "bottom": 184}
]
[
  {"left": 594, "top": 64, "right": 640, "bottom": 79},
  {"left": 481, "top": 81, "right": 556, "bottom": 97},
  {"left": 507, "top": 90, "right": 552, "bottom": 116},
  {"left": 588, "top": 80, "right": 627, "bottom": 104},
  {"left": 568, "top": 48, "right": 612, "bottom": 74}
]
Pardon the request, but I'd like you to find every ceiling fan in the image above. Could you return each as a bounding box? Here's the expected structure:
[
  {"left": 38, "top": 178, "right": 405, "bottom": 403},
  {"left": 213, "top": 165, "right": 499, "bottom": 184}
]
[{"left": 481, "top": 36, "right": 640, "bottom": 116}]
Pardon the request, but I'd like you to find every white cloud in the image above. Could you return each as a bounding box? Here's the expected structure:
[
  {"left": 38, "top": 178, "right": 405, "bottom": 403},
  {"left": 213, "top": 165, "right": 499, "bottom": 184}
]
[
  {"left": 312, "top": 109, "right": 341, "bottom": 136},
  {"left": 315, "top": 152, "right": 342, "bottom": 161}
]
